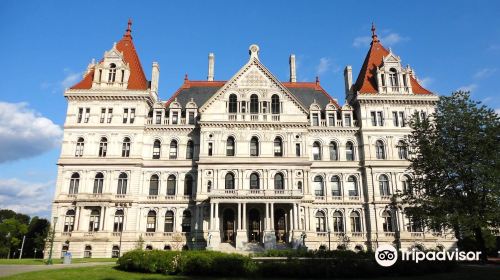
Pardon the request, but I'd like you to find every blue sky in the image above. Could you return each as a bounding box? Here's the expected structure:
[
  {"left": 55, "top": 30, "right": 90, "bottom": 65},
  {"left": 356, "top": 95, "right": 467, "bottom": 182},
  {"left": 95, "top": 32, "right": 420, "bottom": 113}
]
[{"left": 0, "top": 0, "right": 499, "bottom": 218}]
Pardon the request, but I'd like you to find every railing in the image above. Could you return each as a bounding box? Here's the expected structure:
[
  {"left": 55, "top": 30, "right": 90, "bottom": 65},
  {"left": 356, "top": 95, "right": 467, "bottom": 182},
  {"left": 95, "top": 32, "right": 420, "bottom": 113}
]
[
  {"left": 410, "top": 232, "right": 424, "bottom": 238},
  {"left": 209, "top": 189, "right": 303, "bottom": 197},
  {"left": 348, "top": 195, "right": 360, "bottom": 200},
  {"left": 61, "top": 232, "right": 72, "bottom": 237},
  {"left": 165, "top": 195, "right": 176, "bottom": 200},
  {"left": 146, "top": 117, "right": 193, "bottom": 126},
  {"left": 351, "top": 232, "right": 364, "bottom": 238},
  {"left": 147, "top": 195, "right": 158, "bottom": 200},
  {"left": 315, "top": 195, "right": 325, "bottom": 200},
  {"left": 115, "top": 194, "right": 126, "bottom": 199},
  {"left": 331, "top": 196, "right": 342, "bottom": 200},
  {"left": 384, "top": 232, "right": 396, "bottom": 237},
  {"left": 316, "top": 232, "right": 328, "bottom": 237},
  {"left": 112, "top": 232, "right": 121, "bottom": 237},
  {"left": 380, "top": 195, "right": 391, "bottom": 201}
]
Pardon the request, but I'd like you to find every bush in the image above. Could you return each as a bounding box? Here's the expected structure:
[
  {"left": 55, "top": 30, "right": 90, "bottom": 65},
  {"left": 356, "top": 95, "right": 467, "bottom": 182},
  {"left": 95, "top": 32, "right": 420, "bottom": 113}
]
[
  {"left": 116, "top": 249, "right": 179, "bottom": 274},
  {"left": 179, "top": 251, "right": 255, "bottom": 277}
]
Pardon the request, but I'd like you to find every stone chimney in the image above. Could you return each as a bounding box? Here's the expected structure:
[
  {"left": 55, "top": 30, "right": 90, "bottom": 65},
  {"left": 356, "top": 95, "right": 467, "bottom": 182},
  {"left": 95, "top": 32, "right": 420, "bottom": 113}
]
[
  {"left": 151, "top": 62, "right": 160, "bottom": 94},
  {"left": 289, "top": 54, "right": 297, "bottom": 83},
  {"left": 207, "top": 53, "right": 215, "bottom": 81},
  {"left": 344, "top": 65, "right": 352, "bottom": 98}
]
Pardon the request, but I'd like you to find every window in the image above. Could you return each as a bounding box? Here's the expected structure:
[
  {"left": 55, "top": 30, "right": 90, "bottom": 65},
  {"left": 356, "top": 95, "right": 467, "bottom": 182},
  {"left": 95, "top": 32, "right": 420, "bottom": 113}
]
[
  {"left": 346, "top": 141, "right": 354, "bottom": 161},
  {"left": 250, "top": 137, "right": 259, "bottom": 156},
  {"left": 402, "top": 176, "right": 413, "bottom": 194},
  {"left": 93, "top": 173, "right": 104, "bottom": 194},
  {"left": 350, "top": 212, "right": 362, "bottom": 233},
  {"left": 376, "top": 112, "right": 384, "bottom": 126},
  {"left": 167, "top": 175, "right": 176, "bottom": 195},
  {"left": 344, "top": 114, "right": 351, "bottom": 126},
  {"left": 329, "top": 141, "right": 338, "bottom": 160},
  {"left": 172, "top": 112, "right": 179, "bottom": 125},
  {"left": 165, "top": 211, "right": 174, "bottom": 232},
  {"left": 169, "top": 140, "right": 178, "bottom": 159},
  {"left": 149, "top": 175, "right": 160, "bottom": 196},
  {"left": 113, "top": 210, "right": 124, "bottom": 232},
  {"left": 100, "top": 108, "right": 106, "bottom": 123},
  {"left": 108, "top": 63, "right": 116, "bottom": 82},
  {"left": 98, "top": 69, "right": 102, "bottom": 82},
  {"left": 295, "top": 143, "right": 301, "bottom": 157},
  {"left": 77, "top": 108, "right": 83, "bottom": 123},
  {"left": 298, "top": 181, "right": 303, "bottom": 192},
  {"left": 225, "top": 173, "right": 235, "bottom": 189},
  {"left": 397, "top": 140, "right": 408, "bottom": 159},
  {"left": 64, "top": 210, "right": 75, "bottom": 232},
  {"left": 331, "top": 176, "right": 341, "bottom": 196},
  {"left": 379, "top": 174, "right": 390, "bottom": 196},
  {"left": 315, "top": 211, "right": 326, "bottom": 232},
  {"left": 182, "top": 210, "right": 191, "bottom": 232},
  {"left": 375, "top": 140, "right": 385, "bottom": 159},
  {"left": 155, "top": 111, "right": 161, "bottom": 124},
  {"left": 89, "top": 209, "right": 100, "bottom": 232},
  {"left": 312, "top": 141, "right": 321, "bottom": 160},
  {"left": 382, "top": 210, "right": 393, "bottom": 232},
  {"left": 347, "top": 176, "right": 358, "bottom": 197},
  {"left": 153, "top": 140, "right": 161, "bottom": 159},
  {"left": 407, "top": 214, "right": 423, "bottom": 232},
  {"left": 117, "top": 173, "right": 128, "bottom": 194},
  {"left": 271, "top": 94, "right": 280, "bottom": 114},
  {"left": 250, "top": 94, "right": 259, "bottom": 114},
  {"left": 98, "top": 137, "right": 107, "bottom": 157},
  {"left": 84, "top": 245, "right": 92, "bottom": 258},
  {"left": 184, "top": 174, "right": 193, "bottom": 196},
  {"left": 274, "top": 173, "right": 284, "bottom": 190},
  {"left": 207, "top": 180, "right": 212, "bottom": 193},
  {"left": 208, "top": 142, "right": 213, "bottom": 156},
  {"left": 371, "top": 112, "right": 377, "bottom": 126},
  {"left": 186, "top": 140, "right": 194, "bottom": 159},
  {"left": 328, "top": 114, "right": 335, "bottom": 126},
  {"left": 84, "top": 108, "right": 90, "bottom": 123},
  {"left": 314, "top": 176, "right": 324, "bottom": 197},
  {"left": 392, "top": 111, "right": 399, "bottom": 127},
  {"left": 146, "top": 210, "right": 157, "bottom": 232},
  {"left": 112, "top": 245, "right": 120, "bottom": 258},
  {"left": 274, "top": 137, "right": 283, "bottom": 157},
  {"left": 69, "top": 173, "right": 80, "bottom": 194},
  {"left": 228, "top": 94, "right": 238, "bottom": 113},
  {"left": 332, "top": 211, "right": 344, "bottom": 232},
  {"left": 388, "top": 68, "right": 398, "bottom": 87},
  {"left": 250, "top": 173, "right": 259, "bottom": 189},
  {"left": 121, "top": 70, "right": 125, "bottom": 83},
  {"left": 123, "top": 108, "right": 129, "bottom": 124},
  {"left": 312, "top": 113, "right": 319, "bottom": 126},
  {"left": 188, "top": 112, "right": 195, "bottom": 124},
  {"left": 226, "top": 137, "right": 235, "bottom": 156},
  {"left": 130, "top": 108, "right": 135, "bottom": 123},
  {"left": 107, "top": 108, "right": 113, "bottom": 123},
  {"left": 399, "top": 112, "right": 405, "bottom": 127},
  {"left": 75, "top": 138, "right": 84, "bottom": 157},
  {"left": 122, "top": 137, "right": 131, "bottom": 157}
]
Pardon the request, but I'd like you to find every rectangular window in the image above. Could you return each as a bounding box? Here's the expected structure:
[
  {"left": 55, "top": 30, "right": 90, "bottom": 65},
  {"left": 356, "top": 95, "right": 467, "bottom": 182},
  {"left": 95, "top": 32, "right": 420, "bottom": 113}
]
[
  {"left": 123, "top": 108, "right": 129, "bottom": 124},
  {"left": 155, "top": 111, "right": 161, "bottom": 124},
  {"left": 376, "top": 111, "right": 383, "bottom": 126},
  {"left": 188, "top": 112, "right": 195, "bottom": 125},
  {"left": 295, "top": 143, "right": 301, "bottom": 157},
  {"left": 172, "top": 112, "right": 179, "bottom": 125},
  {"left": 77, "top": 108, "right": 83, "bottom": 123},
  {"left": 399, "top": 112, "right": 405, "bottom": 127},
  {"left": 107, "top": 108, "right": 113, "bottom": 123},
  {"left": 344, "top": 114, "right": 351, "bottom": 127},
  {"left": 371, "top": 112, "right": 377, "bottom": 126},
  {"left": 84, "top": 108, "right": 90, "bottom": 123},
  {"left": 100, "top": 108, "right": 105, "bottom": 123},
  {"left": 208, "top": 142, "right": 213, "bottom": 156},
  {"left": 328, "top": 114, "right": 335, "bottom": 126},
  {"left": 312, "top": 114, "right": 319, "bottom": 126},
  {"left": 130, "top": 108, "right": 135, "bottom": 124},
  {"left": 392, "top": 111, "right": 399, "bottom": 127}
]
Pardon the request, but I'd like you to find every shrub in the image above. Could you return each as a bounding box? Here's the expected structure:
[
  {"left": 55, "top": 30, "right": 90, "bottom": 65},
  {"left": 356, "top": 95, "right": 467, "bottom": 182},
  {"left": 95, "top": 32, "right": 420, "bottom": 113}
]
[{"left": 116, "top": 249, "right": 179, "bottom": 274}]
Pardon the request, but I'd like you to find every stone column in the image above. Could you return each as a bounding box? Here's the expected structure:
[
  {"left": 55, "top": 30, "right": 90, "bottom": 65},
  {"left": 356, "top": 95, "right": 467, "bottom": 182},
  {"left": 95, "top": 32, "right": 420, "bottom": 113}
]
[
  {"left": 265, "top": 203, "right": 269, "bottom": 230},
  {"left": 238, "top": 203, "right": 242, "bottom": 230},
  {"left": 270, "top": 203, "right": 275, "bottom": 230}
]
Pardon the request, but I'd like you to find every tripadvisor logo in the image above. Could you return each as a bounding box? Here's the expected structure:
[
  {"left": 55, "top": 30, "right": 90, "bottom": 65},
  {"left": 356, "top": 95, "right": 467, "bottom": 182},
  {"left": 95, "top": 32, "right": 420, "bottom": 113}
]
[{"left": 375, "top": 244, "right": 398, "bottom": 267}]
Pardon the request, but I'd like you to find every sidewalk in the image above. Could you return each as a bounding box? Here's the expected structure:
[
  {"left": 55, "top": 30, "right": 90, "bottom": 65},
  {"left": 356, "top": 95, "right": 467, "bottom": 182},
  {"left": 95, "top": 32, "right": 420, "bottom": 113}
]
[{"left": 0, "top": 262, "right": 114, "bottom": 277}]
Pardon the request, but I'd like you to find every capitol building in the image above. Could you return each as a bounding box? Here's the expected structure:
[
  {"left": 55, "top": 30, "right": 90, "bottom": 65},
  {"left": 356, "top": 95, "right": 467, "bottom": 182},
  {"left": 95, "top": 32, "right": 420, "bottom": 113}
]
[{"left": 50, "top": 21, "right": 456, "bottom": 258}]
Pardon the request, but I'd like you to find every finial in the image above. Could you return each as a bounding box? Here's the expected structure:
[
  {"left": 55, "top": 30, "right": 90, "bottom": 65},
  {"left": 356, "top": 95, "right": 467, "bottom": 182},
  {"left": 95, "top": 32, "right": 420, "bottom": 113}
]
[
  {"left": 315, "top": 76, "right": 320, "bottom": 85},
  {"left": 249, "top": 44, "right": 260, "bottom": 60},
  {"left": 184, "top": 73, "right": 189, "bottom": 82},
  {"left": 371, "top": 22, "right": 379, "bottom": 43},
  {"left": 124, "top": 18, "right": 132, "bottom": 38}
]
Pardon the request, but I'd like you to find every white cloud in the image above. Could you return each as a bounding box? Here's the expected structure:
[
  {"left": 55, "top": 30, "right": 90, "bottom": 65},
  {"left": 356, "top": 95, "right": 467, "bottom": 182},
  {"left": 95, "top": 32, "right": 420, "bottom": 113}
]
[
  {"left": 40, "top": 69, "right": 83, "bottom": 93},
  {"left": 418, "top": 77, "right": 433, "bottom": 88},
  {"left": 0, "top": 102, "right": 62, "bottom": 163},
  {"left": 353, "top": 36, "right": 372, "bottom": 48},
  {"left": 353, "top": 32, "right": 409, "bottom": 48},
  {"left": 316, "top": 57, "right": 331, "bottom": 75},
  {"left": 0, "top": 178, "right": 54, "bottom": 217},
  {"left": 457, "top": 84, "right": 478, "bottom": 92},
  {"left": 473, "top": 68, "right": 497, "bottom": 79}
]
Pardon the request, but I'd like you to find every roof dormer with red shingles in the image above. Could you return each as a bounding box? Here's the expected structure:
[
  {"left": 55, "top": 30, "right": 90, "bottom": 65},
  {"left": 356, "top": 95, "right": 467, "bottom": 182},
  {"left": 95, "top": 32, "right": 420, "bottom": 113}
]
[
  {"left": 71, "top": 19, "right": 149, "bottom": 90},
  {"left": 353, "top": 24, "right": 432, "bottom": 95}
]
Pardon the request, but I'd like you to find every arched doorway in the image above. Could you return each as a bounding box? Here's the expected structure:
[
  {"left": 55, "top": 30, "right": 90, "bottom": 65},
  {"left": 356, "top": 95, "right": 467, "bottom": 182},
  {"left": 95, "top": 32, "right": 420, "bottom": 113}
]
[
  {"left": 222, "top": 209, "right": 235, "bottom": 243},
  {"left": 275, "top": 208, "right": 287, "bottom": 243},
  {"left": 248, "top": 209, "right": 261, "bottom": 243}
]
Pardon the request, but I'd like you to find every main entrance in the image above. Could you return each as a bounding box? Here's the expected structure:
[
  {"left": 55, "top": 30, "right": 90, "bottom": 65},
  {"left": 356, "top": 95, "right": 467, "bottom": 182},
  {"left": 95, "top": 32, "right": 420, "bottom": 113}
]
[
  {"left": 248, "top": 209, "right": 261, "bottom": 242},
  {"left": 275, "top": 208, "right": 287, "bottom": 243},
  {"left": 222, "top": 209, "right": 235, "bottom": 243}
]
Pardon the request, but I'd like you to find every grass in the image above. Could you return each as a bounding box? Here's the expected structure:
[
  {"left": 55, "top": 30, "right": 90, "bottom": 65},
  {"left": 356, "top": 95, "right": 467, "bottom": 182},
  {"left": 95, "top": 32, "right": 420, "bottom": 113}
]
[
  {"left": 0, "top": 264, "right": 498, "bottom": 280},
  {"left": 0, "top": 258, "right": 116, "bottom": 265}
]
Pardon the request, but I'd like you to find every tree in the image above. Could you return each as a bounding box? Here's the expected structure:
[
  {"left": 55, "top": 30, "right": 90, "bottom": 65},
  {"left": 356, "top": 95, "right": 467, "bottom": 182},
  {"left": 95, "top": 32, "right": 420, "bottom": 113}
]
[
  {"left": 0, "top": 218, "right": 29, "bottom": 258},
  {"left": 404, "top": 91, "right": 500, "bottom": 261}
]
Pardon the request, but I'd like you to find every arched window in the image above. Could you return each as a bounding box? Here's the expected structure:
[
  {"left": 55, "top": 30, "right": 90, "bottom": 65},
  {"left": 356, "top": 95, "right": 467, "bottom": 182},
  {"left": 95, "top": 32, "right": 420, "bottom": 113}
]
[
  {"left": 274, "top": 137, "right": 283, "bottom": 157},
  {"left": 250, "top": 137, "right": 259, "bottom": 156},
  {"left": 122, "top": 137, "right": 131, "bottom": 157},
  {"left": 108, "top": 63, "right": 116, "bottom": 82},
  {"left": 112, "top": 245, "right": 120, "bottom": 258},
  {"left": 64, "top": 210, "right": 75, "bottom": 232},
  {"left": 149, "top": 175, "right": 159, "bottom": 196},
  {"left": 332, "top": 211, "right": 344, "bottom": 232},
  {"left": 402, "top": 175, "right": 413, "bottom": 194},
  {"left": 274, "top": 173, "right": 284, "bottom": 190},
  {"left": 145, "top": 245, "right": 153, "bottom": 250},
  {"left": 312, "top": 141, "right": 321, "bottom": 160},
  {"left": 207, "top": 180, "right": 212, "bottom": 193},
  {"left": 164, "top": 211, "right": 174, "bottom": 232},
  {"left": 297, "top": 181, "right": 303, "bottom": 192},
  {"left": 167, "top": 175, "right": 176, "bottom": 195},
  {"left": 89, "top": 209, "right": 100, "bottom": 232},
  {"left": 250, "top": 173, "right": 259, "bottom": 189},
  {"left": 226, "top": 137, "right": 235, "bottom": 156},
  {"left": 379, "top": 175, "right": 390, "bottom": 196},
  {"left": 250, "top": 94, "right": 259, "bottom": 114},
  {"left": 153, "top": 140, "right": 161, "bottom": 159},
  {"left": 271, "top": 94, "right": 280, "bottom": 114},
  {"left": 314, "top": 176, "right": 324, "bottom": 197},
  {"left": 113, "top": 209, "right": 124, "bottom": 232},
  {"left": 117, "top": 173, "right": 128, "bottom": 195},
  {"left": 331, "top": 176, "right": 341, "bottom": 196},
  {"left": 75, "top": 138, "right": 84, "bottom": 157},
  {"left": 346, "top": 141, "right": 354, "bottom": 161},
  {"left": 350, "top": 211, "right": 362, "bottom": 233},
  {"left": 388, "top": 68, "right": 398, "bottom": 87},
  {"left": 347, "top": 176, "right": 358, "bottom": 197},
  {"left": 186, "top": 140, "right": 194, "bottom": 159},
  {"left": 329, "top": 141, "right": 338, "bottom": 160},
  {"left": 98, "top": 137, "right": 108, "bottom": 157},
  {"left": 93, "top": 173, "right": 104, "bottom": 194},
  {"left": 84, "top": 245, "right": 92, "bottom": 258},
  {"left": 169, "top": 140, "right": 178, "bottom": 159},
  {"left": 182, "top": 210, "right": 191, "bottom": 232},
  {"left": 382, "top": 210, "right": 393, "bottom": 232},
  {"left": 375, "top": 140, "right": 385, "bottom": 159},
  {"left": 397, "top": 140, "right": 408, "bottom": 159},
  {"left": 164, "top": 245, "right": 172, "bottom": 251},
  {"left": 225, "top": 173, "right": 235, "bottom": 189},
  {"left": 69, "top": 173, "right": 80, "bottom": 194},
  {"left": 315, "top": 211, "right": 326, "bottom": 232},
  {"left": 184, "top": 174, "right": 193, "bottom": 196},
  {"left": 146, "top": 210, "right": 156, "bottom": 232},
  {"left": 228, "top": 94, "right": 238, "bottom": 113}
]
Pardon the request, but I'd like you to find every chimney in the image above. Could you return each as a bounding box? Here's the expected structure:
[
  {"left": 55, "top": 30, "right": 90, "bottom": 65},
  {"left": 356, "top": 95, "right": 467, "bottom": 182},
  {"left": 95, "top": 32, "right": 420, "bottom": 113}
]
[
  {"left": 207, "top": 53, "right": 215, "bottom": 81},
  {"left": 151, "top": 62, "right": 160, "bottom": 94},
  {"left": 289, "top": 54, "right": 297, "bottom": 82},
  {"left": 344, "top": 65, "right": 352, "bottom": 98}
]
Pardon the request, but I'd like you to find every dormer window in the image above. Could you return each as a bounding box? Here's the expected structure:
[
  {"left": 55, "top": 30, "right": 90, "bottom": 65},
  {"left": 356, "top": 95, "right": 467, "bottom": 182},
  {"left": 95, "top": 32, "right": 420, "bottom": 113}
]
[
  {"left": 312, "top": 113, "right": 319, "bottom": 126},
  {"left": 389, "top": 68, "right": 398, "bottom": 87},
  {"left": 108, "top": 63, "right": 117, "bottom": 82}
]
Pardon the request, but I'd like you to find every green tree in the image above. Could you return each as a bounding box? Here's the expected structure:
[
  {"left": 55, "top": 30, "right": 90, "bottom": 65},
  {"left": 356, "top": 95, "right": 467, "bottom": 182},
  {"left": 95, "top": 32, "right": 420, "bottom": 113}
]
[
  {"left": 0, "top": 218, "right": 29, "bottom": 258},
  {"left": 404, "top": 91, "right": 500, "bottom": 261}
]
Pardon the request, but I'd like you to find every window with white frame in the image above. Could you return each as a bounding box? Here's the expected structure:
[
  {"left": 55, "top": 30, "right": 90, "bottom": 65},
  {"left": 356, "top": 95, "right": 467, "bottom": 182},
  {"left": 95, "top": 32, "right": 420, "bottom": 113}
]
[
  {"left": 164, "top": 211, "right": 174, "bottom": 232},
  {"left": 88, "top": 209, "right": 100, "bottom": 232},
  {"left": 397, "top": 140, "right": 408, "bottom": 159},
  {"left": 107, "top": 108, "right": 113, "bottom": 123},
  {"left": 186, "top": 140, "right": 194, "bottom": 159},
  {"left": 167, "top": 175, "right": 176, "bottom": 195},
  {"left": 123, "top": 108, "right": 129, "bottom": 124},
  {"left": 379, "top": 174, "right": 390, "bottom": 196},
  {"left": 77, "top": 108, "right": 83, "bottom": 123},
  {"left": 226, "top": 137, "right": 235, "bottom": 156},
  {"left": 75, "top": 138, "right": 84, "bottom": 157},
  {"left": 152, "top": 140, "right": 161, "bottom": 159},
  {"left": 93, "top": 173, "right": 104, "bottom": 194},
  {"left": 117, "top": 173, "right": 127, "bottom": 195},
  {"left": 314, "top": 176, "right": 324, "bottom": 197},
  {"left": 169, "top": 140, "right": 178, "bottom": 159},
  {"left": 382, "top": 210, "right": 393, "bottom": 232},
  {"left": 64, "top": 210, "right": 75, "bottom": 232},
  {"left": 146, "top": 210, "right": 156, "bottom": 232},
  {"left": 346, "top": 141, "right": 354, "bottom": 161},
  {"left": 98, "top": 137, "right": 108, "bottom": 157},
  {"left": 130, "top": 108, "right": 135, "bottom": 123},
  {"left": 69, "top": 173, "right": 80, "bottom": 194},
  {"left": 350, "top": 211, "right": 362, "bottom": 233},
  {"left": 331, "top": 176, "right": 341, "bottom": 196},
  {"left": 332, "top": 211, "right": 344, "bottom": 232},
  {"left": 84, "top": 108, "right": 90, "bottom": 123},
  {"left": 122, "top": 137, "right": 131, "bottom": 157},
  {"left": 274, "top": 137, "right": 283, "bottom": 157},
  {"left": 312, "top": 141, "right": 321, "bottom": 160},
  {"left": 100, "top": 108, "right": 106, "bottom": 123},
  {"left": 347, "top": 176, "right": 358, "bottom": 197},
  {"left": 315, "top": 211, "right": 326, "bottom": 232},
  {"left": 113, "top": 210, "right": 124, "bottom": 232},
  {"left": 149, "top": 175, "right": 159, "bottom": 196},
  {"left": 329, "top": 141, "right": 338, "bottom": 160},
  {"left": 375, "top": 140, "right": 385, "bottom": 159}
]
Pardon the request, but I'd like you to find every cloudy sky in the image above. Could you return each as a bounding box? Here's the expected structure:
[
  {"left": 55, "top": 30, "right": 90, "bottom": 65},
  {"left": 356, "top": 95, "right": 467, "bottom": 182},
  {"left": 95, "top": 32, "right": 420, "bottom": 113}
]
[{"left": 0, "top": 1, "right": 499, "bottom": 218}]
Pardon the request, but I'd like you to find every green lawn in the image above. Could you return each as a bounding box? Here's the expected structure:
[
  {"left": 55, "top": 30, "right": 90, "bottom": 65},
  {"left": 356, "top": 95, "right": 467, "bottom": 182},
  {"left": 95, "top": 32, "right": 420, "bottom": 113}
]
[
  {"left": 0, "top": 258, "right": 116, "bottom": 265},
  {"left": 0, "top": 264, "right": 498, "bottom": 280}
]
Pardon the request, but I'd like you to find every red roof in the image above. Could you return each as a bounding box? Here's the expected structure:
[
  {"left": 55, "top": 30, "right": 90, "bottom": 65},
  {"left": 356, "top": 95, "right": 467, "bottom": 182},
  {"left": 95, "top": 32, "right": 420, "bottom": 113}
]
[
  {"left": 353, "top": 25, "right": 432, "bottom": 95},
  {"left": 71, "top": 20, "right": 148, "bottom": 90}
]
